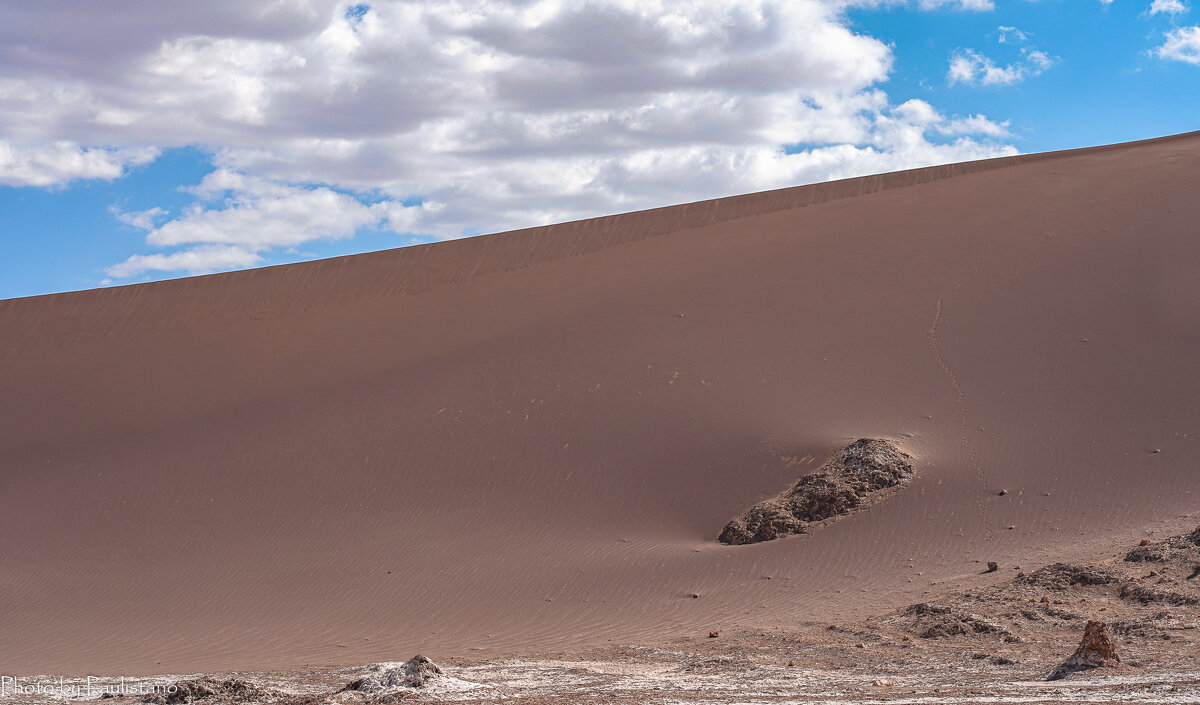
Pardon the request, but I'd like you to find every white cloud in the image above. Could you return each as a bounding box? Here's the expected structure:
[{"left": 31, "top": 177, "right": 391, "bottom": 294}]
[
  {"left": 997, "top": 26, "right": 1028, "bottom": 44},
  {"left": 948, "top": 47, "right": 1054, "bottom": 85},
  {"left": 939, "top": 114, "right": 1011, "bottom": 137},
  {"left": 148, "top": 171, "right": 384, "bottom": 249},
  {"left": 106, "top": 245, "right": 263, "bottom": 279},
  {"left": 0, "top": 140, "right": 157, "bottom": 187},
  {"left": 0, "top": 1, "right": 1018, "bottom": 278},
  {"left": 111, "top": 206, "right": 168, "bottom": 230},
  {"left": 1025, "top": 49, "right": 1054, "bottom": 71},
  {"left": 103, "top": 170, "right": 432, "bottom": 276},
  {"left": 1150, "top": 0, "right": 1189, "bottom": 14},
  {"left": 1157, "top": 26, "right": 1200, "bottom": 62},
  {"left": 917, "top": 0, "right": 995, "bottom": 10}
]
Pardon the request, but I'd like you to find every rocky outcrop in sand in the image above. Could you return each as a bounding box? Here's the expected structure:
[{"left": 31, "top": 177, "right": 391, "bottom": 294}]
[
  {"left": 718, "top": 439, "right": 914, "bottom": 545},
  {"left": 904, "top": 602, "right": 1020, "bottom": 642},
  {"left": 1018, "top": 563, "right": 1116, "bottom": 590},
  {"left": 1047, "top": 620, "right": 1120, "bottom": 680},
  {"left": 342, "top": 656, "right": 444, "bottom": 693},
  {"left": 1118, "top": 582, "right": 1200, "bottom": 606},
  {"left": 1125, "top": 525, "right": 1200, "bottom": 563}
]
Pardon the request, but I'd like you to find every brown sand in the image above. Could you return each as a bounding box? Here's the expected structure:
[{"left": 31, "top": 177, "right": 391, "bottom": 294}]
[
  {"left": 2, "top": 132, "right": 1199, "bottom": 674},
  {"left": 17, "top": 522, "right": 1200, "bottom": 703}
]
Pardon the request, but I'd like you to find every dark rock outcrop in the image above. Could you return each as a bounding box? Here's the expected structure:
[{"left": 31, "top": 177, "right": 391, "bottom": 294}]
[
  {"left": 1125, "top": 524, "right": 1200, "bottom": 563},
  {"left": 718, "top": 439, "right": 914, "bottom": 545},
  {"left": 904, "top": 602, "right": 1020, "bottom": 642},
  {"left": 1047, "top": 620, "right": 1119, "bottom": 680},
  {"left": 1119, "top": 582, "right": 1200, "bottom": 606},
  {"left": 1019, "top": 563, "right": 1116, "bottom": 590}
]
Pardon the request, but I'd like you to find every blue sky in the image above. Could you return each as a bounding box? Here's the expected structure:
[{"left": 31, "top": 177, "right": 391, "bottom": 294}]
[
  {"left": 1, "top": 0, "right": 1196, "bottom": 301},
  {"left": 850, "top": 0, "right": 1199, "bottom": 149}
]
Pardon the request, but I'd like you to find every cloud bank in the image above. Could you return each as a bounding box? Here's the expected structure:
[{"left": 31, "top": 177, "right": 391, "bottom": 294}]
[{"left": 0, "top": 1, "right": 1015, "bottom": 278}]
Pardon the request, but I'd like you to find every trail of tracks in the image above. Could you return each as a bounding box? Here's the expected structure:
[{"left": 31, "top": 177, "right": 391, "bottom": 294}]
[{"left": 929, "top": 287, "right": 993, "bottom": 541}]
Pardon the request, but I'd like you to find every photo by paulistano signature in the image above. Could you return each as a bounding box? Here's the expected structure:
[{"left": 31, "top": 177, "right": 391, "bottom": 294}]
[{"left": 1, "top": 675, "right": 178, "bottom": 699}]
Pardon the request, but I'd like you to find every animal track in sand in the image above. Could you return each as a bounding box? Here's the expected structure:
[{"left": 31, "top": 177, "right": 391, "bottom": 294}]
[{"left": 928, "top": 286, "right": 993, "bottom": 541}]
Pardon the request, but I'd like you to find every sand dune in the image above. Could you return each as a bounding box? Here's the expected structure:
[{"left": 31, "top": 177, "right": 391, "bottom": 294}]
[{"left": 2, "top": 132, "right": 1199, "bottom": 674}]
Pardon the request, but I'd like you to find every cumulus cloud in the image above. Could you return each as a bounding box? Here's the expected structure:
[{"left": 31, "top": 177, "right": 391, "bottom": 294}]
[
  {"left": 948, "top": 47, "right": 1054, "bottom": 86},
  {"left": 1149, "top": 0, "right": 1189, "bottom": 14},
  {"left": 105, "top": 245, "right": 264, "bottom": 279},
  {"left": 105, "top": 170, "right": 431, "bottom": 276},
  {"left": 1156, "top": 26, "right": 1200, "bottom": 62},
  {"left": 0, "top": 141, "right": 157, "bottom": 187},
  {"left": 148, "top": 171, "right": 385, "bottom": 249},
  {"left": 0, "top": 1, "right": 1018, "bottom": 278}
]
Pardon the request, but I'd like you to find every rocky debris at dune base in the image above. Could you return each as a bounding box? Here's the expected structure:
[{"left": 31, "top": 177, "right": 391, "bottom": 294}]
[
  {"left": 1018, "top": 563, "right": 1116, "bottom": 590},
  {"left": 718, "top": 439, "right": 914, "bottom": 545},
  {"left": 341, "top": 656, "right": 444, "bottom": 695},
  {"left": 74, "top": 524, "right": 1200, "bottom": 705},
  {"left": 903, "top": 602, "right": 1020, "bottom": 642},
  {"left": 1125, "top": 525, "right": 1200, "bottom": 563},
  {"left": 1119, "top": 582, "right": 1200, "bottom": 606},
  {"left": 863, "top": 522, "right": 1200, "bottom": 674},
  {"left": 1047, "top": 620, "right": 1120, "bottom": 680}
]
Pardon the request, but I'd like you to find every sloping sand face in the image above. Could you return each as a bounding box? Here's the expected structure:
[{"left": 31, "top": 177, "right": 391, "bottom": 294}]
[{"left": 2, "top": 133, "right": 1199, "bottom": 674}]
